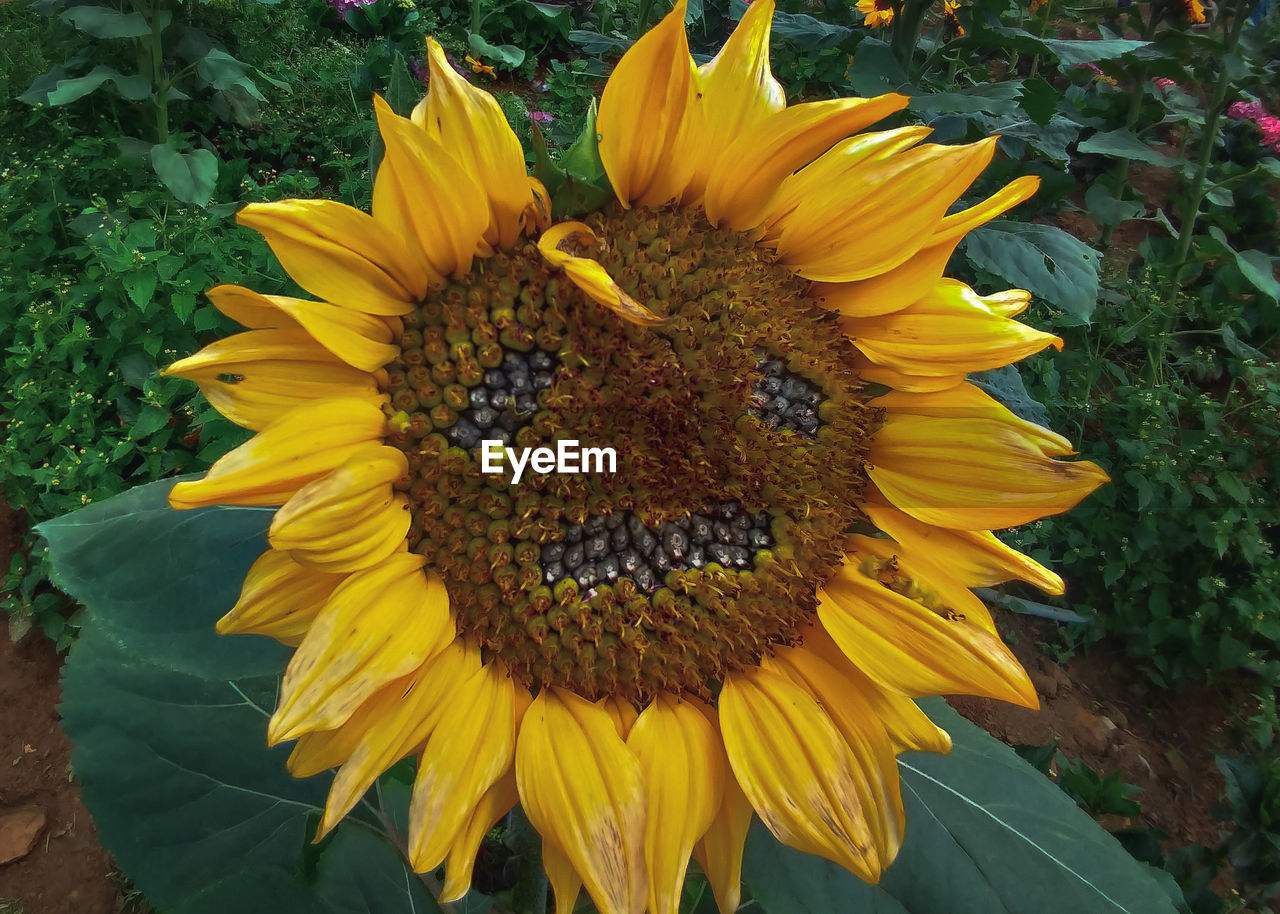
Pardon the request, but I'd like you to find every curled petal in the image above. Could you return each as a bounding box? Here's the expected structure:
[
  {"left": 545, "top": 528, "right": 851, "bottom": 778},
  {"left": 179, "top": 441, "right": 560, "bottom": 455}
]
[
  {"left": 842, "top": 281, "right": 1062, "bottom": 380},
  {"left": 627, "top": 695, "right": 724, "bottom": 914},
  {"left": 868, "top": 414, "right": 1110, "bottom": 529},
  {"left": 862, "top": 496, "right": 1065, "bottom": 595},
  {"left": 237, "top": 200, "right": 432, "bottom": 314},
  {"left": 544, "top": 839, "right": 586, "bottom": 914},
  {"left": 818, "top": 564, "right": 1038, "bottom": 708},
  {"left": 516, "top": 688, "right": 646, "bottom": 914},
  {"left": 598, "top": 0, "right": 697, "bottom": 208},
  {"left": 168, "top": 397, "right": 389, "bottom": 509},
  {"left": 269, "top": 555, "right": 453, "bottom": 742},
  {"left": 538, "top": 222, "right": 666, "bottom": 325},
  {"left": 719, "top": 666, "right": 884, "bottom": 881},
  {"left": 269, "top": 444, "right": 411, "bottom": 572},
  {"left": 217, "top": 549, "right": 344, "bottom": 644}
]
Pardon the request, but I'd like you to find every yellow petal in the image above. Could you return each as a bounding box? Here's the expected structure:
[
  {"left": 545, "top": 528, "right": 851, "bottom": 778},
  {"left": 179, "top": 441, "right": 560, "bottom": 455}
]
[
  {"left": 868, "top": 414, "right": 1110, "bottom": 529},
  {"left": 538, "top": 222, "right": 666, "bottom": 325},
  {"left": 417, "top": 38, "right": 534, "bottom": 248},
  {"left": 706, "top": 93, "right": 910, "bottom": 231},
  {"left": 217, "top": 548, "right": 344, "bottom": 644},
  {"left": 761, "top": 126, "right": 932, "bottom": 238},
  {"left": 818, "top": 564, "right": 1038, "bottom": 707},
  {"left": 851, "top": 351, "right": 966, "bottom": 392},
  {"left": 206, "top": 283, "right": 301, "bottom": 329},
  {"left": 372, "top": 95, "right": 489, "bottom": 276},
  {"left": 441, "top": 771, "right": 519, "bottom": 903},
  {"left": 602, "top": 695, "right": 639, "bottom": 739},
  {"left": 294, "top": 636, "right": 473, "bottom": 781},
  {"left": 168, "top": 397, "right": 389, "bottom": 509},
  {"left": 207, "top": 284, "right": 398, "bottom": 372},
  {"left": 269, "top": 555, "right": 453, "bottom": 742},
  {"left": 268, "top": 454, "right": 411, "bottom": 573},
  {"left": 627, "top": 695, "right": 723, "bottom": 914},
  {"left": 842, "top": 281, "right": 1063, "bottom": 379},
  {"left": 516, "top": 688, "right": 646, "bottom": 914},
  {"left": 544, "top": 838, "right": 586, "bottom": 914},
  {"left": 801, "top": 626, "right": 953, "bottom": 755},
  {"left": 862, "top": 497, "right": 1065, "bottom": 595},
  {"left": 693, "top": 768, "right": 753, "bottom": 914},
  {"left": 980, "top": 287, "right": 1032, "bottom": 318},
  {"left": 163, "top": 330, "right": 378, "bottom": 431},
  {"left": 774, "top": 138, "right": 997, "bottom": 281},
  {"left": 598, "top": 0, "right": 697, "bottom": 207},
  {"left": 680, "top": 0, "right": 785, "bottom": 204},
  {"left": 875, "top": 382, "right": 1074, "bottom": 457},
  {"left": 767, "top": 646, "right": 905, "bottom": 866},
  {"left": 409, "top": 661, "right": 518, "bottom": 872},
  {"left": 237, "top": 200, "right": 432, "bottom": 314},
  {"left": 810, "top": 175, "right": 1040, "bottom": 318},
  {"left": 719, "top": 666, "right": 883, "bottom": 881},
  {"left": 845, "top": 532, "right": 996, "bottom": 635}
]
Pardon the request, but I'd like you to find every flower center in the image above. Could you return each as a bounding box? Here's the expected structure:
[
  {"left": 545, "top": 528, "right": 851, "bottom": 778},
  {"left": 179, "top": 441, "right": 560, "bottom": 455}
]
[{"left": 382, "top": 204, "right": 880, "bottom": 703}]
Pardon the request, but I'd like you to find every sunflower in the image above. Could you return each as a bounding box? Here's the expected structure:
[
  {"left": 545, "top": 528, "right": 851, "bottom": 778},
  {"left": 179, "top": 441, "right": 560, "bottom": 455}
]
[
  {"left": 944, "top": 0, "right": 965, "bottom": 35},
  {"left": 1181, "top": 0, "right": 1207, "bottom": 23},
  {"left": 164, "top": 2, "right": 1108, "bottom": 912},
  {"left": 857, "top": 0, "right": 896, "bottom": 27}
]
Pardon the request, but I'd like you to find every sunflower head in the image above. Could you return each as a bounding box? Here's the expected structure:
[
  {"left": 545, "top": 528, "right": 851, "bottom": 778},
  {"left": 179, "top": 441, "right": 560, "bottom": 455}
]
[
  {"left": 164, "top": 3, "right": 1107, "bottom": 912},
  {"left": 857, "top": 0, "right": 897, "bottom": 27}
]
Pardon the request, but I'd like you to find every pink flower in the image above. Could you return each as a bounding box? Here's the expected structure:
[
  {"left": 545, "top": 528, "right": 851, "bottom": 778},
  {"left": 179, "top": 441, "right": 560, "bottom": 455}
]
[
  {"left": 1257, "top": 115, "right": 1280, "bottom": 152},
  {"left": 530, "top": 111, "right": 554, "bottom": 126},
  {"left": 328, "top": 0, "right": 376, "bottom": 12},
  {"left": 1152, "top": 77, "right": 1177, "bottom": 90},
  {"left": 1227, "top": 101, "right": 1267, "bottom": 121}
]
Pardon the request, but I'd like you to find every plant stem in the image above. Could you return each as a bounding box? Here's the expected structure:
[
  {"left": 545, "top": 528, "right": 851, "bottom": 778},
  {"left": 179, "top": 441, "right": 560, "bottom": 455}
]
[
  {"left": 150, "top": 0, "right": 168, "bottom": 144},
  {"left": 1026, "top": 0, "right": 1056, "bottom": 81},
  {"left": 636, "top": 0, "right": 659, "bottom": 37},
  {"left": 1166, "top": 0, "right": 1250, "bottom": 293}
]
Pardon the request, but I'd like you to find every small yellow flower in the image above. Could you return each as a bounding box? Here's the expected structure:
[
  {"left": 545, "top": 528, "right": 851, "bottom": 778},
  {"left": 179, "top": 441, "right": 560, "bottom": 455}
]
[
  {"left": 857, "top": 0, "right": 896, "bottom": 26},
  {"left": 466, "top": 54, "right": 497, "bottom": 78},
  {"left": 166, "top": 2, "right": 1108, "bottom": 912},
  {"left": 1182, "top": 0, "right": 1207, "bottom": 22}
]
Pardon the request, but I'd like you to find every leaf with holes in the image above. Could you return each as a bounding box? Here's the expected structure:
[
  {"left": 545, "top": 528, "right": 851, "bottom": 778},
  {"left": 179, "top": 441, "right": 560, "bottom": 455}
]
[{"left": 963, "top": 221, "right": 1100, "bottom": 325}]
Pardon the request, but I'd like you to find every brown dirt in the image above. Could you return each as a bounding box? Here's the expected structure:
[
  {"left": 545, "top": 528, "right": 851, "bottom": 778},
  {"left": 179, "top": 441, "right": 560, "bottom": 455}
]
[
  {"left": 0, "top": 500, "right": 117, "bottom": 914},
  {"left": 951, "top": 611, "right": 1237, "bottom": 851}
]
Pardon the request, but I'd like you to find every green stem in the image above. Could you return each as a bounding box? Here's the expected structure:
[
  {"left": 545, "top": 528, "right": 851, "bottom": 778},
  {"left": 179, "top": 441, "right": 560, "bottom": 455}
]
[
  {"left": 149, "top": 0, "right": 168, "bottom": 145},
  {"left": 1026, "top": 0, "right": 1056, "bottom": 81},
  {"left": 1097, "top": 12, "right": 1162, "bottom": 248},
  {"left": 636, "top": 0, "right": 659, "bottom": 38},
  {"left": 889, "top": 0, "right": 932, "bottom": 71},
  {"left": 1167, "top": 0, "right": 1249, "bottom": 292},
  {"left": 470, "top": 0, "right": 483, "bottom": 39}
]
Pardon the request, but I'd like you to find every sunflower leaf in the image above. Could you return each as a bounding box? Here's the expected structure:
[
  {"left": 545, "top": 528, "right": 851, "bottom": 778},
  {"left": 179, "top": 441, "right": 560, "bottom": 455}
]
[
  {"left": 961, "top": 220, "right": 1100, "bottom": 325},
  {"left": 744, "top": 699, "right": 1182, "bottom": 914}
]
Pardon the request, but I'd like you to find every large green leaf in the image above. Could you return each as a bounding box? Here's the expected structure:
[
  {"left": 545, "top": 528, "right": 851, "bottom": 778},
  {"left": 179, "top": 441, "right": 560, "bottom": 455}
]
[
  {"left": 1077, "top": 128, "right": 1179, "bottom": 167},
  {"left": 962, "top": 220, "right": 1100, "bottom": 324},
  {"left": 62, "top": 5, "right": 151, "bottom": 38},
  {"left": 38, "top": 479, "right": 282, "bottom": 678},
  {"left": 744, "top": 701, "right": 1183, "bottom": 914},
  {"left": 20, "top": 64, "right": 152, "bottom": 106}
]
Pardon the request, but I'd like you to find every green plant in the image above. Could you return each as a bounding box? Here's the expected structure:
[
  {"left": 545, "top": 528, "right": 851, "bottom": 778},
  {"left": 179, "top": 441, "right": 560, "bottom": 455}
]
[
  {"left": 1012, "top": 273, "right": 1280, "bottom": 687},
  {"left": 20, "top": 0, "right": 288, "bottom": 207}
]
